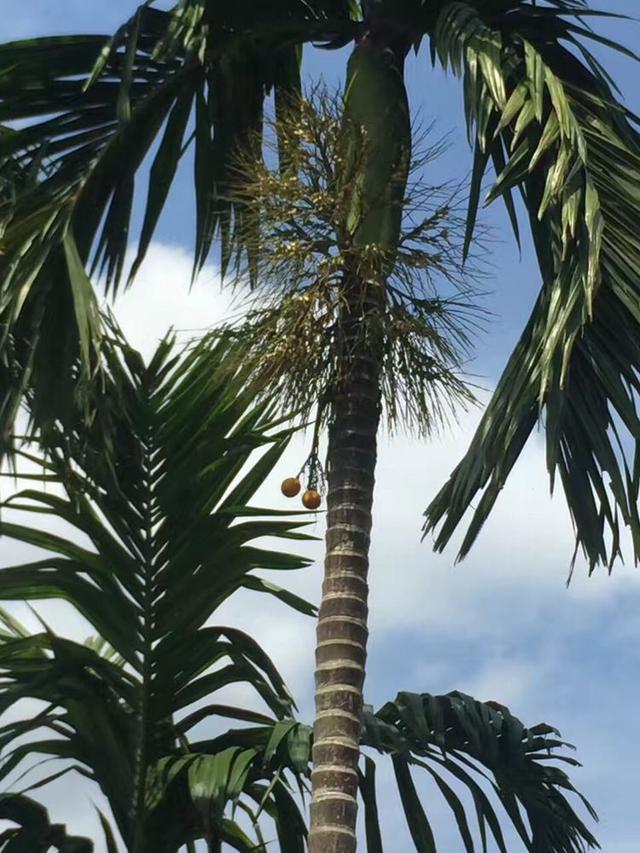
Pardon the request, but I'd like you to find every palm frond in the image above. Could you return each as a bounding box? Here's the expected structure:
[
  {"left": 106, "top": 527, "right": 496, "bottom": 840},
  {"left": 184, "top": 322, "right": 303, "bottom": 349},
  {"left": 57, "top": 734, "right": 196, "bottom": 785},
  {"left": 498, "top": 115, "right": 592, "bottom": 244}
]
[
  {"left": 0, "top": 3, "right": 357, "bottom": 291},
  {"left": 361, "top": 690, "right": 599, "bottom": 853},
  {"left": 0, "top": 5, "right": 360, "bottom": 449},
  {"left": 0, "top": 138, "right": 103, "bottom": 459},
  {"left": 0, "top": 326, "right": 315, "bottom": 850},
  {"left": 0, "top": 794, "right": 93, "bottom": 852},
  {"left": 422, "top": 1, "right": 640, "bottom": 569}
]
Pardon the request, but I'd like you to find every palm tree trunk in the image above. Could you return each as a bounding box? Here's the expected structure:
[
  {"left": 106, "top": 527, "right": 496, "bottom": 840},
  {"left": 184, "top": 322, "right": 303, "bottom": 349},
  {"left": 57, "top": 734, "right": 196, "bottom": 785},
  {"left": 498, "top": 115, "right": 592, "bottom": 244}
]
[
  {"left": 309, "top": 21, "right": 411, "bottom": 850},
  {"left": 309, "top": 348, "right": 381, "bottom": 853}
]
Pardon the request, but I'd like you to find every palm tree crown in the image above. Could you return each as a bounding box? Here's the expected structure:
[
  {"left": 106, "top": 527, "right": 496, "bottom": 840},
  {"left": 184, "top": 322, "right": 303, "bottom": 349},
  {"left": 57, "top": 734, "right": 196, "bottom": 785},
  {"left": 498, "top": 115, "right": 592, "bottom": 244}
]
[{"left": 0, "top": 0, "right": 638, "bottom": 567}]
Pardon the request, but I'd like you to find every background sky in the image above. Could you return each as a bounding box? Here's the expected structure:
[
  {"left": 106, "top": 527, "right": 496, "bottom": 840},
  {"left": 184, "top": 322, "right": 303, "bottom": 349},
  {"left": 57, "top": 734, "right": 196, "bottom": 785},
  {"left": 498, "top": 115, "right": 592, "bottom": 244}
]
[{"left": 2, "top": 2, "right": 640, "bottom": 851}]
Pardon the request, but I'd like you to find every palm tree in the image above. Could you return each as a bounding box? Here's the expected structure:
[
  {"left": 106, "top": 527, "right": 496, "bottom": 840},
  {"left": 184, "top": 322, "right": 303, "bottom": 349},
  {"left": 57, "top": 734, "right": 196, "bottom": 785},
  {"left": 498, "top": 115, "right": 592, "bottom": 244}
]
[
  {"left": 1, "top": 2, "right": 639, "bottom": 847},
  {"left": 0, "top": 324, "right": 317, "bottom": 851},
  {"left": 0, "top": 327, "right": 598, "bottom": 853}
]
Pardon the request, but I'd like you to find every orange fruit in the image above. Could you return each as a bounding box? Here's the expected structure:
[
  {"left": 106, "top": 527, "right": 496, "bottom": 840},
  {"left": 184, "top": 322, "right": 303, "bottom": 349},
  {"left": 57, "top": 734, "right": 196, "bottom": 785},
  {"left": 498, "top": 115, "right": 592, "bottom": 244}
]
[
  {"left": 281, "top": 477, "right": 301, "bottom": 498},
  {"left": 302, "top": 489, "right": 322, "bottom": 510}
]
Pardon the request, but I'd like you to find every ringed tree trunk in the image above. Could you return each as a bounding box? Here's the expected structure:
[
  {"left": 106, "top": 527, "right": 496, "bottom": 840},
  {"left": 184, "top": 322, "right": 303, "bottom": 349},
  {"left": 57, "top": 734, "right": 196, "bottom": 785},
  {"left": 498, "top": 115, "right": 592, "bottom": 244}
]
[
  {"left": 310, "top": 342, "right": 382, "bottom": 853},
  {"left": 309, "top": 28, "right": 411, "bottom": 853}
]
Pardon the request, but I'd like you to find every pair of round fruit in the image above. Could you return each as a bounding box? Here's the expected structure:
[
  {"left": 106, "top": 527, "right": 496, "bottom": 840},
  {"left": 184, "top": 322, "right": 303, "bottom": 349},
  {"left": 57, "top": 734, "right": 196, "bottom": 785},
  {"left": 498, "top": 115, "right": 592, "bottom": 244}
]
[{"left": 281, "top": 477, "right": 322, "bottom": 509}]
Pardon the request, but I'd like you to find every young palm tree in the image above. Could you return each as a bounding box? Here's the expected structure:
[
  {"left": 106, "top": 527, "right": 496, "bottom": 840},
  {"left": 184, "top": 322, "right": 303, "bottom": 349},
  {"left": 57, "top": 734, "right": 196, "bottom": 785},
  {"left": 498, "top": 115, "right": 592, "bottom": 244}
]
[
  {"left": 0, "top": 325, "right": 320, "bottom": 851},
  {"left": 1, "top": 2, "right": 639, "bottom": 847}
]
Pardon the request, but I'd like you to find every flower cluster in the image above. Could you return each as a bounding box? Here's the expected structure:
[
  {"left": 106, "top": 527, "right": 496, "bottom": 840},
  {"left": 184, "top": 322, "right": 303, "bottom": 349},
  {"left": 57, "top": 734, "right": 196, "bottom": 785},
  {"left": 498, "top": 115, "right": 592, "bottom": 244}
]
[{"left": 215, "top": 86, "right": 488, "bottom": 436}]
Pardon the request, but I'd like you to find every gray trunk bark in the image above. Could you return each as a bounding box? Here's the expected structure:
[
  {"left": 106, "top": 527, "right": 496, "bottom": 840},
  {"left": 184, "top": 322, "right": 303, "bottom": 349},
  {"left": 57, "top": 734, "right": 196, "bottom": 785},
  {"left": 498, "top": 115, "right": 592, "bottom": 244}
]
[{"left": 309, "top": 349, "right": 381, "bottom": 853}]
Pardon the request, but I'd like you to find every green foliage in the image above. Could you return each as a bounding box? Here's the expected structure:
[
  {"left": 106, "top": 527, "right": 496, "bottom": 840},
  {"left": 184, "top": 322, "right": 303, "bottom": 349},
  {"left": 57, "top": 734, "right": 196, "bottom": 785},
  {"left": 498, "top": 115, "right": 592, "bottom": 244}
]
[
  {"left": 0, "top": 4, "right": 356, "bottom": 453},
  {"left": 361, "top": 691, "right": 598, "bottom": 852},
  {"left": 196, "top": 689, "right": 600, "bottom": 852},
  {"left": 0, "top": 3, "right": 619, "bottom": 849},
  {"left": 0, "top": 138, "right": 102, "bottom": 458},
  {"left": 0, "top": 3, "right": 355, "bottom": 294},
  {"left": 1, "top": 1, "right": 638, "bottom": 569},
  {"left": 0, "top": 794, "right": 93, "bottom": 852},
  {"left": 422, "top": 1, "right": 640, "bottom": 570},
  {"left": 0, "top": 328, "right": 315, "bottom": 851}
]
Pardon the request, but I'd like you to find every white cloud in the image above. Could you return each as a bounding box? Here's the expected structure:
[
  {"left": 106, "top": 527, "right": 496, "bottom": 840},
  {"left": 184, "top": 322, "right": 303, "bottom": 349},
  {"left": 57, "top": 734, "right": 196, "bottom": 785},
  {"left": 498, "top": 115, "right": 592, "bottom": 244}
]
[
  {"left": 460, "top": 656, "right": 542, "bottom": 707},
  {"left": 110, "top": 243, "right": 234, "bottom": 361}
]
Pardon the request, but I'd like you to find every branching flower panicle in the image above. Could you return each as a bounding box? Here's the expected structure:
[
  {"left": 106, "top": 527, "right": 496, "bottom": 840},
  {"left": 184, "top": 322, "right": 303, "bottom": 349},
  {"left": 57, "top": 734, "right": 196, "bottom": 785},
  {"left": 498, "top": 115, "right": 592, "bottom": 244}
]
[{"left": 215, "top": 86, "right": 488, "bottom": 438}]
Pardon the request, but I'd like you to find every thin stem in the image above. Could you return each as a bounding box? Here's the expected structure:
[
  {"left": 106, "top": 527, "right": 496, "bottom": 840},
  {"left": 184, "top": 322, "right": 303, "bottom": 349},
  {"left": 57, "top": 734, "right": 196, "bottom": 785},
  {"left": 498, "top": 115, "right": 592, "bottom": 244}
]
[{"left": 131, "top": 422, "right": 156, "bottom": 852}]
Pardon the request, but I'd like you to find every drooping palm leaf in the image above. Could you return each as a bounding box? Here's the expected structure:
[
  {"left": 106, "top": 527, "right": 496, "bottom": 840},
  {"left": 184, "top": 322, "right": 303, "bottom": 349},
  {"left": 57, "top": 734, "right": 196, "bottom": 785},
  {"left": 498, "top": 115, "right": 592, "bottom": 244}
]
[
  {"left": 0, "top": 132, "right": 103, "bottom": 457},
  {"left": 421, "top": 1, "right": 640, "bottom": 569},
  {"left": 361, "top": 690, "right": 598, "bottom": 853},
  {"left": 0, "top": 793, "right": 93, "bottom": 853},
  {"left": 0, "top": 3, "right": 357, "bottom": 291},
  {"left": 0, "top": 326, "right": 315, "bottom": 851},
  {"left": 0, "top": 4, "right": 362, "bottom": 451}
]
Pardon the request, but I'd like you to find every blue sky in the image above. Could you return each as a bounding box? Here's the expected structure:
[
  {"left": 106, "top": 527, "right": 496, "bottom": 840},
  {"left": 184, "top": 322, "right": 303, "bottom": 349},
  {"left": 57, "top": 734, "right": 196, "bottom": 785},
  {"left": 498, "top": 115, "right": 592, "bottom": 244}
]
[{"left": 3, "top": 2, "right": 640, "bottom": 851}]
